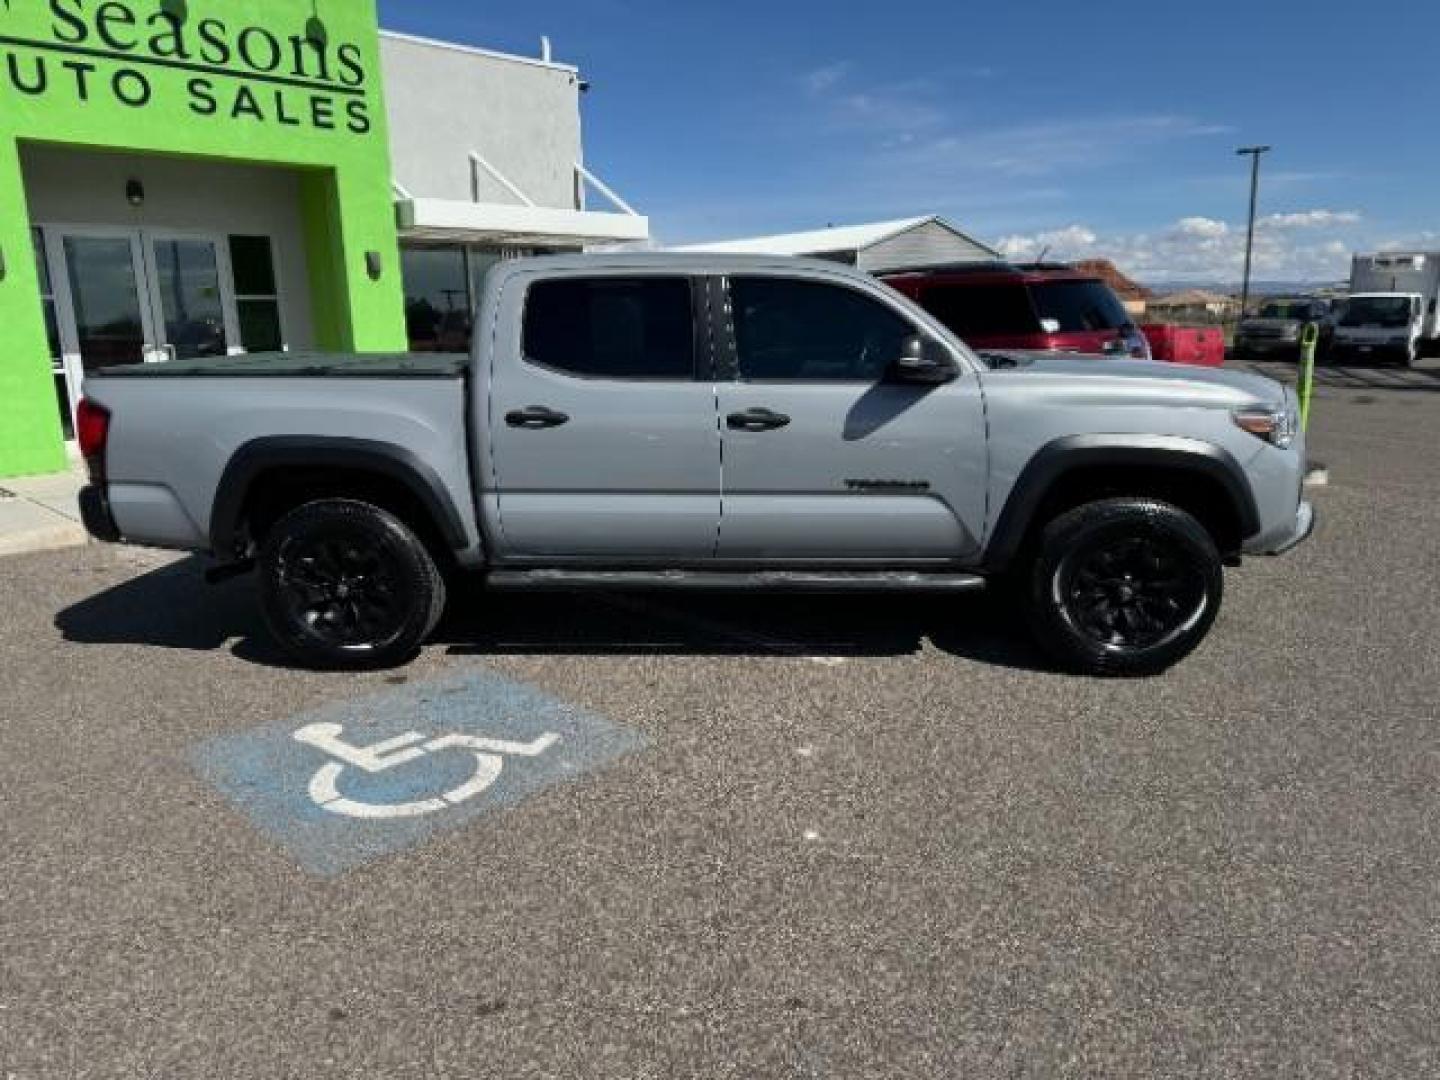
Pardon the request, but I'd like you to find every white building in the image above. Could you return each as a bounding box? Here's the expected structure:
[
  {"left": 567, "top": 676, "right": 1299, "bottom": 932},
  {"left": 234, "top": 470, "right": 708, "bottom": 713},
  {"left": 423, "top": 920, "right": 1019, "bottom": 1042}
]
[{"left": 677, "top": 216, "right": 999, "bottom": 274}]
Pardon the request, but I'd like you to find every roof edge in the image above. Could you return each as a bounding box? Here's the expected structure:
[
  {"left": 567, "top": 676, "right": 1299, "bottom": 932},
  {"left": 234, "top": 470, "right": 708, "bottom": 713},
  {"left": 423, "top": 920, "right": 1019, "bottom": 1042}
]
[{"left": 379, "top": 29, "right": 580, "bottom": 75}]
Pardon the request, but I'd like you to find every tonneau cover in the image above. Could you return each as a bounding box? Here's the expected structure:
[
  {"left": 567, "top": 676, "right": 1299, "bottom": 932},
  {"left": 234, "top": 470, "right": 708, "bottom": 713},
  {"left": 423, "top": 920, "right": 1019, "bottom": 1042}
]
[{"left": 90, "top": 352, "right": 467, "bottom": 379}]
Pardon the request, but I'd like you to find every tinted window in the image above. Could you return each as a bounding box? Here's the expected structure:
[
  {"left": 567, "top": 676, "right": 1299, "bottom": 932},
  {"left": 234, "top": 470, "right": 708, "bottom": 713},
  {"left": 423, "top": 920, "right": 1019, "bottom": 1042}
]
[
  {"left": 229, "top": 235, "right": 277, "bottom": 296},
  {"left": 229, "top": 236, "right": 284, "bottom": 353},
  {"left": 402, "top": 247, "right": 472, "bottom": 353},
  {"left": 731, "top": 277, "right": 913, "bottom": 381},
  {"left": 1030, "top": 281, "right": 1131, "bottom": 332},
  {"left": 524, "top": 277, "right": 694, "bottom": 379},
  {"left": 919, "top": 283, "right": 1039, "bottom": 338}
]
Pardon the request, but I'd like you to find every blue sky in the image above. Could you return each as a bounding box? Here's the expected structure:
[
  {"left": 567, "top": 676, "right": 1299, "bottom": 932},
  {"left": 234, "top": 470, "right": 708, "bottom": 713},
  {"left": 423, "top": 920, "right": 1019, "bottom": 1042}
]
[{"left": 379, "top": 0, "right": 1436, "bottom": 283}]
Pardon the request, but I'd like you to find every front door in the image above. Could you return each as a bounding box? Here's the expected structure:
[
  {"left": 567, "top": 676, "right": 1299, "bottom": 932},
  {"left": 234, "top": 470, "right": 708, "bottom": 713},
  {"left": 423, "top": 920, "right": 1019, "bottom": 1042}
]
[
  {"left": 47, "top": 229, "right": 157, "bottom": 379},
  {"left": 486, "top": 272, "right": 721, "bottom": 560},
  {"left": 141, "top": 233, "right": 239, "bottom": 361},
  {"left": 715, "top": 274, "right": 989, "bottom": 562},
  {"left": 43, "top": 227, "right": 242, "bottom": 434}
]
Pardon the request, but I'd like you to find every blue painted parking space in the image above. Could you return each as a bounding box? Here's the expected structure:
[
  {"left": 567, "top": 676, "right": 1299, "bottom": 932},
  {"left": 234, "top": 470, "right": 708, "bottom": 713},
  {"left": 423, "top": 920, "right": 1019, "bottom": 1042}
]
[{"left": 191, "top": 670, "right": 647, "bottom": 877}]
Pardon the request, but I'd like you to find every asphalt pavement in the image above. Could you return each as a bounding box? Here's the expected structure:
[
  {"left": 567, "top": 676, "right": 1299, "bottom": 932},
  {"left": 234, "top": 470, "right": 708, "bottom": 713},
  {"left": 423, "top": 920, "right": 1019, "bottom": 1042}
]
[{"left": 1, "top": 362, "right": 1437, "bottom": 1078}]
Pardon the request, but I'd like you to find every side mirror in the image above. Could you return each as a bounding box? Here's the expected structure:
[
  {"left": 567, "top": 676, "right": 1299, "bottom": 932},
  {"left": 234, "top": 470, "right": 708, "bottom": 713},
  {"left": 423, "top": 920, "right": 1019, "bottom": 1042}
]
[{"left": 889, "top": 333, "right": 959, "bottom": 385}]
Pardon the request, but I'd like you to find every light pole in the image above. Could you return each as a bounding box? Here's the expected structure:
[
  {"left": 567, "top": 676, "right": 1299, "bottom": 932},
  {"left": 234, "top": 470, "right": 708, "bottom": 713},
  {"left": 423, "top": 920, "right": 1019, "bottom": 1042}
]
[{"left": 1236, "top": 145, "right": 1271, "bottom": 320}]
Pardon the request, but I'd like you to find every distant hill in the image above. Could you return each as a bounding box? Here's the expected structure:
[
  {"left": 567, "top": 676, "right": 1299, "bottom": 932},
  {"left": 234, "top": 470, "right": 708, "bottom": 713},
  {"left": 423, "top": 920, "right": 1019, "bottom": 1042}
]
[{"left": 1146, "top": 280, "right": 1348, "bottom": 297}]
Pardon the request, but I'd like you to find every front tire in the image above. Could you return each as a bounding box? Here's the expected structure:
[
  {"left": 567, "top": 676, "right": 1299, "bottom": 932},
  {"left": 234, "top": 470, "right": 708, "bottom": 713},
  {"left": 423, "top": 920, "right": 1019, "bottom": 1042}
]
[
  {"left": 258, "top": 499, "right": 446, "bottom": 670},
  {"left": 1023, "top": 498, "right": 1223, "bottom": 677}
]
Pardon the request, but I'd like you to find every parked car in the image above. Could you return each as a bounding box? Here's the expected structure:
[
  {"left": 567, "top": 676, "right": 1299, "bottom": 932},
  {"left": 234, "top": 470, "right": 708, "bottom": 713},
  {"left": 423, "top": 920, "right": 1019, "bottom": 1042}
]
[
  {"left": 880, "top": 261, "right": 1152, "bottom": 360},
  {"left": 1232, "top": 298, "right": 1334, "bottom": 360},
  {"left": 78, "top": 253, "right": 1313, "bottom": 678}
]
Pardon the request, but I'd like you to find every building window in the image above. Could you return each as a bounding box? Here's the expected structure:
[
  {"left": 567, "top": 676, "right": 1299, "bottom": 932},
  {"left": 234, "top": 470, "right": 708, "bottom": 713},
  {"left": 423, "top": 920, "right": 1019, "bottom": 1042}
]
[
  {"left": 400, "top": 244, "right": 542, "bottom": 353},
  {"left": 402, "top": 246, "right": 472, "bottom": 352},
  {"left": 228, "top": 235, "right": 284, "bottom": 353},
  {"left": 33, "top": 228, "right": 72, "bottom": 438}
]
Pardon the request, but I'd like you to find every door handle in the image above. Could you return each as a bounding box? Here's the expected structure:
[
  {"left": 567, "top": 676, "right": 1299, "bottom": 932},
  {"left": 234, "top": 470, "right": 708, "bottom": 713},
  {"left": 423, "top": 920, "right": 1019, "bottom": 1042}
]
[
  {"left": 726, "top": 408, "right": 792, "bottom": 432},
  {"left": 506, "top": 406, "right": 571, "bottom": 429}
]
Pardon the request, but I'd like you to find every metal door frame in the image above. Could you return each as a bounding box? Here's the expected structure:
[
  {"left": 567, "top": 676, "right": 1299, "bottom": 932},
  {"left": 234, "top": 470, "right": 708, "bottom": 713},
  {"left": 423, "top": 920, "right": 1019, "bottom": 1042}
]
[
  {"left": 40, "top": 225, "right": 158, "bottom": 438},
  {"left": 138, "top": 228, "right": 244, "bottom": 360}
]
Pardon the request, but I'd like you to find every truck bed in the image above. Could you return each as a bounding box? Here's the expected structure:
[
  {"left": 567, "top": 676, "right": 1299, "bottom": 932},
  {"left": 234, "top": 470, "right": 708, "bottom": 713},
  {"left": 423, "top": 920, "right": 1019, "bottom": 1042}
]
[
  {"left": 93, "top": 352, "right": 468, "bottom": 379},
  {"left": 82, "top": 356, "right": 479, "bottom": 558}
]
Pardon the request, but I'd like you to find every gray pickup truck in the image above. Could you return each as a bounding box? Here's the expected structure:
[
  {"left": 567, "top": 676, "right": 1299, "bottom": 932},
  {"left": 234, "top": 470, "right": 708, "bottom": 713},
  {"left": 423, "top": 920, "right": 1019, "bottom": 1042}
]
[{"left": 77, "top": 253, "right": 1314, "bottom": 676}]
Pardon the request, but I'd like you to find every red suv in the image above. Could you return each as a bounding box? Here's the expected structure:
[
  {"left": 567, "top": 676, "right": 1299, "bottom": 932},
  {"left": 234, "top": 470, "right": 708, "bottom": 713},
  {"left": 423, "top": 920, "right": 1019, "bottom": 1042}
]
[{"left": 882, "top": 262, "right": 1152, "bottom": 360}]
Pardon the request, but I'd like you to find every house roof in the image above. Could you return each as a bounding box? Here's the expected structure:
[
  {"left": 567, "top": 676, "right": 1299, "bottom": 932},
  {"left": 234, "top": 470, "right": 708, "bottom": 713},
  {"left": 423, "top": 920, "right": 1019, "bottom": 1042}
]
[
  {"left": 1071, "top": 259, "right": 1153, "bottom": 301},
  {"left": 675, "top": 216, "right": 998, "bottom": 258}
]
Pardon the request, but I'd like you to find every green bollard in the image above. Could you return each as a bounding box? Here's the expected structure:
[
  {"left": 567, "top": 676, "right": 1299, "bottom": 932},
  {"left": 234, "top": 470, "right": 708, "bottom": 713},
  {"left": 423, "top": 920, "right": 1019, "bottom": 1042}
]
[{"left": 1298, "top": 322, "right": 1320, "bottom": 432}]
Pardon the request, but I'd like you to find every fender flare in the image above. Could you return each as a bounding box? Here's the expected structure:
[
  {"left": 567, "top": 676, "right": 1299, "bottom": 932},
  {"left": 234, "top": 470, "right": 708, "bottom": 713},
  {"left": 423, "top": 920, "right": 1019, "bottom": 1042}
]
[
  {"left": 983, "top": 434, "right": 1262, "bottom": 572},
  {"left": 209, "top": 436, "right": 471, "bottom": 557}
]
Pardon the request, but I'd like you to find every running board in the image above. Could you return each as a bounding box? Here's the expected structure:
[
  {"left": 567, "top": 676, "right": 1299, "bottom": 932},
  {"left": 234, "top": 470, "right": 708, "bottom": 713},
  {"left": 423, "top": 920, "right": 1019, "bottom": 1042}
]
[{"left": 486, "top": 569, "right": 988, "bottom": 594}]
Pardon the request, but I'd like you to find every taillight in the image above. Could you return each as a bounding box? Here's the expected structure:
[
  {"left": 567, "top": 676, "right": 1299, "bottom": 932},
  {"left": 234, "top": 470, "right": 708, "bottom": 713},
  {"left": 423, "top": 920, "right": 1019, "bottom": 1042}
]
[{"left": 76, "top": 398, "right": 110, "bottom": 483}]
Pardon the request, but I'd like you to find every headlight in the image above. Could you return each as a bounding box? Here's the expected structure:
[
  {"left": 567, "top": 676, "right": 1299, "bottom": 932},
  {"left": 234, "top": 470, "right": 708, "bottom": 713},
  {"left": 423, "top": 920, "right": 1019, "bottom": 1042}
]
[{"left": 1233, "top": 403, "right": 1298, "bottom": 449}]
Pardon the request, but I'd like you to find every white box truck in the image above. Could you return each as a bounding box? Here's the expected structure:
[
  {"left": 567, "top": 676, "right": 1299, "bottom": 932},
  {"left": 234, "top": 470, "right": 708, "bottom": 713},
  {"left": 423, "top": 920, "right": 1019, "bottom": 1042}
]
[{"left": 1335, "top": 252, "right": 1440, "bottom": 366}]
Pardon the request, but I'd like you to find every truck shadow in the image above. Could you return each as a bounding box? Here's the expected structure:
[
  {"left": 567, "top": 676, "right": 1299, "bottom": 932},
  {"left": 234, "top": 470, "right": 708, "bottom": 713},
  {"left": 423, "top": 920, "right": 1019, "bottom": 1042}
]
[{"left": 55, "top": 556, "right": 1054, "bottom": 674}]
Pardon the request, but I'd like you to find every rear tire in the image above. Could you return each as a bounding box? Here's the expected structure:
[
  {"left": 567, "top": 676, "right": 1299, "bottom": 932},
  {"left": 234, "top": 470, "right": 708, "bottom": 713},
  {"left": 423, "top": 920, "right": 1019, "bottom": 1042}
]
[
  {"left": 1023, "top": 498, "right": 1223, "bottom": 677},
  {"left": 258, "top": 499, "right": 446, "bottom": 670}
]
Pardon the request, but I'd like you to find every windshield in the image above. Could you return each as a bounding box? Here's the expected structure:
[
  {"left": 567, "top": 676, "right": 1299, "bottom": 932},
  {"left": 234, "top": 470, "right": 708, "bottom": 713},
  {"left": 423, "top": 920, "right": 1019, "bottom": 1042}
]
[
  {"left": 1030, "top": 281, "right": 1132, "bottom": 332},
  {"left": 1341, "top": 297, "right": 1415, "bottom": 328},
  {"left": 1258, "top": 301, "right": 1316, "bottom": 320}
]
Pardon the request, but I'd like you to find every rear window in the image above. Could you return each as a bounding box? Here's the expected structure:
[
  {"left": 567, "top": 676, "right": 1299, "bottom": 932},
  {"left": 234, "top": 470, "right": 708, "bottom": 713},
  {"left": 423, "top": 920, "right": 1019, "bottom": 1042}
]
[
  {"left": 523, "top": 277, "right": 695, "bottom": 379},
  {"left": 919, "top": 283, "right": 1040, "bottom": 338},
  {"left": 1030, "top": 281, "right": 1132, "bottom": 332}
]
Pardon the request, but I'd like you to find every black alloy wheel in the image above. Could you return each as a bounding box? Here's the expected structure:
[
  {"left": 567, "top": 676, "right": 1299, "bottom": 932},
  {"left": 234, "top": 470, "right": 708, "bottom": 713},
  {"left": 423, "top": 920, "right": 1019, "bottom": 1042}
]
[
  {"left": 258, "top": 499, "right": 446, "bottom": 670},
  {"left": 1058, "top": 532, "right": 1210, "bottom": 651},
  {"left": 1025, "top": 498, "right": 1224, "bottom": 677},
  {"left": 276, "top": 531, "right": 404, "bottom": 650}
]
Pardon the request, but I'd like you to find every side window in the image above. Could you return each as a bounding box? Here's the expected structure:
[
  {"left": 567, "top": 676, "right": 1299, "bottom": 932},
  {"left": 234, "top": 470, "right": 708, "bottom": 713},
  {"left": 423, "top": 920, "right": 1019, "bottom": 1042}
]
[
  {"left": 229, "top": 235, "right": 285, "bottom": 353},
  {"left": 730, "top": 277, "right": 913, "bottom": 381},
  {"left": 523, "top": 277, "right": 695, "bottom": 379},
  {"left": 920, "top": 283, "right": 1038, "bottom": 338}
]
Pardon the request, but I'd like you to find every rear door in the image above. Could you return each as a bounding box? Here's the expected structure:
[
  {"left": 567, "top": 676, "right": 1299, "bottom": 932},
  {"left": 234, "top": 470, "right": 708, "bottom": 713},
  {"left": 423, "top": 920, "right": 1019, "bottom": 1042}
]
[
  {"left": 487, "top": 272, "right": 721, "bottom": 560},
  {"left": 715, "top": 274, "right": 988, "bottom": 562}
]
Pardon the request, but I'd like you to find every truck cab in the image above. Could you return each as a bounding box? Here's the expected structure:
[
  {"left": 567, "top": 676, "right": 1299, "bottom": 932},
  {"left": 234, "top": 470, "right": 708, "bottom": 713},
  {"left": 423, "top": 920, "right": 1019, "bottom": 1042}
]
[{"left": 1331, "top": 292, "right": 1425, "bottom": 366}]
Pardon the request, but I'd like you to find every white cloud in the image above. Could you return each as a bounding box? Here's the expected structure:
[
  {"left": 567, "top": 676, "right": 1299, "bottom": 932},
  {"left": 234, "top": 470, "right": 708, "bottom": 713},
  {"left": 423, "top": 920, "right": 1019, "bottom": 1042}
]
[
  {"left": 996, "top": 225, "right": 1098, "bottom": 259},
  {"left": 1175, "top": 217, "right": 1229, "bottom": 238},
  {"left": 892, "top": 114, "right": 1232, "bottom": 180},
  {"left": 1262, "top": 210, "right": 1361, "bottom": 229},
  {"left": 1379, "top": 230, "right": 1440, "bottom": 251},
  {"left": 801, "top": 63, "right": 850, "bottom": 95},
  {"left": 990, "top": 213, "right": 1361, "bottom": 283}
]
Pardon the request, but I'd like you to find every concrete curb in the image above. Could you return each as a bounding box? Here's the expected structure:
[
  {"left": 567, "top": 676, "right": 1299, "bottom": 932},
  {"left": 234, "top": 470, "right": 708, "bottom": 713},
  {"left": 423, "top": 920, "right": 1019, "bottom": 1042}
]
[
  {"left": 0, "top": 520, "right": 90, "bottom": 559},
  {"left": 0, "top": 468, "right": 90, "bottom": 558}
]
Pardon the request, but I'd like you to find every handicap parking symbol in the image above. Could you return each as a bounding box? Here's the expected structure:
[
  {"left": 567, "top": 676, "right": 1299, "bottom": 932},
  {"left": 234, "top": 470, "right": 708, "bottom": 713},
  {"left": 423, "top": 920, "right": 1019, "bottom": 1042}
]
[{"left": 191, "top": 671, "right": 647, "bottom": 877}]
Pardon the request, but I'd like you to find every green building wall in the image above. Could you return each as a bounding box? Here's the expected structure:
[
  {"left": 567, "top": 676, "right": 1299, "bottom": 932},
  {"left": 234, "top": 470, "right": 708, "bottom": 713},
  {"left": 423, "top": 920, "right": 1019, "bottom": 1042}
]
[{"left": 0, "top": 0, "right": 407, "bottom": 477}]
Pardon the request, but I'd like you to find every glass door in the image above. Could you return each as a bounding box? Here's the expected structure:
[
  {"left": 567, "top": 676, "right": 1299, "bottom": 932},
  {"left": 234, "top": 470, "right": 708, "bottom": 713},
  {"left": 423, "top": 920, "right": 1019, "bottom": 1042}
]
[
  {"left": 142, "top": 234, "right": 240, "bottom": 360},
  {"left": 44, "top": 228, "right": 158, "bottom": 439},
  {"left": 49, "top": 229, "right": 158, "bottom": 374},
  {"left": 43, "top": 226, "right": 256, "bottom": 437}
]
